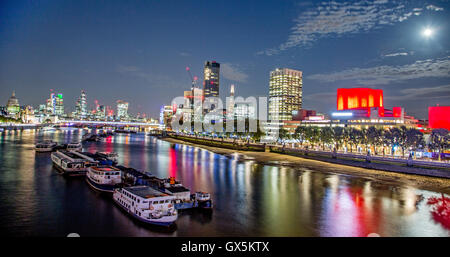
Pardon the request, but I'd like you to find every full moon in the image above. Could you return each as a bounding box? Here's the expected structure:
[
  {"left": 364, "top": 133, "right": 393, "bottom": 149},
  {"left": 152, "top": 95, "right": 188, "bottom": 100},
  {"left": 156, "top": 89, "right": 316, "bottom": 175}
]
[{"left": 423, "top": 28, "right": 434, "bottom": 38}]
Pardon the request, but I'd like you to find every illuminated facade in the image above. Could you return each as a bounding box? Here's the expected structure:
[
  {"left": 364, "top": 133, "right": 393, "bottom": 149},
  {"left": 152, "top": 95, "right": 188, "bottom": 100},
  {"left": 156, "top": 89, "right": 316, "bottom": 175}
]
[
  {"left": 80, "top": 90, "right": 87, "bottom": 118},
  {"left": 179, "top": 87, "right": 204, "bottom": 123},
  {"left": 228, "top": 85, "right": 235, "bottom": 120},
  {"left": 21, "top": 105, "right": 36, "bottom": 123},
  {"left": 268, "top": 68, "right": 303, "bottom": 121},
  {"left": 234, "top": 102, "right": 256, "bottom": 120},
  {"left": 293, "top": 88, "right": 419, "bottom": 130},
  {"left": 55, "top": 93, "right": 64, "bottom": 116},
  {"left": 337, "top": 88, "right": 383, "bottom": 110},
  {"left": 203, "top": 61, "right": 220, "bottom": 111},
  {"left": 6, "top": 91, "right": 20, "bottom": 118},
  {"left": 160, "top": 105, "right": 174, "bottom": 129},
  {"left": 74, "top": 90, "right": 88, "bottom": 119},
  {"left": 203, "top": 61, "right": 220, "bottom": 98},
  {"left": 293, "top": 109, "right": 317, "bottom": 121},
  {"left": 96, "top": 105, "right": 106, "bottom": 120},
  {"left": 116, "top": 100, "right": 129, "bottom": 120},
  {"left": 46, "top": 93, "right": 55, "bottom": 114},
  {"left": 428, "top": 106, "right": 450, "bottom": 130}
]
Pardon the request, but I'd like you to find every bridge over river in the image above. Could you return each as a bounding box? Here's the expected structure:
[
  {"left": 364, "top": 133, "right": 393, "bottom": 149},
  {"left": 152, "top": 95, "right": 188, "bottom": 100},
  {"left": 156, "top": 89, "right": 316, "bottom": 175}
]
[{"left": 0, "top": 120, "right": 160, "bottom": 131}]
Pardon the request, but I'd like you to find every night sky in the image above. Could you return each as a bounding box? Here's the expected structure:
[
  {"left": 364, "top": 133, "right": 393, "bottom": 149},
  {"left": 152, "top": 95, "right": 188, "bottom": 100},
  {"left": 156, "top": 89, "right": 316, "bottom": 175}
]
[{"left": 1, "top": 0, "right": 449, "bottom": 119}]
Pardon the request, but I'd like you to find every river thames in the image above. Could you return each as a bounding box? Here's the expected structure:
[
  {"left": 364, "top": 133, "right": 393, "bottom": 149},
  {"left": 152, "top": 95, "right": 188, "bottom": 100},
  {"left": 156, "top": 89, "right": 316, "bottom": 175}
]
[{"left": 0, "top": 128, "right": 448, "bottom": 237}]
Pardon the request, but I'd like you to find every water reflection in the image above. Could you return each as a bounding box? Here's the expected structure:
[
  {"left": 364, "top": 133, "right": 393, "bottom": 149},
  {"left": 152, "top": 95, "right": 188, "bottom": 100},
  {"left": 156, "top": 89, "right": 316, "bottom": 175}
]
[{"left": 0, "top": 129, "right": 448, "bottom": 236}]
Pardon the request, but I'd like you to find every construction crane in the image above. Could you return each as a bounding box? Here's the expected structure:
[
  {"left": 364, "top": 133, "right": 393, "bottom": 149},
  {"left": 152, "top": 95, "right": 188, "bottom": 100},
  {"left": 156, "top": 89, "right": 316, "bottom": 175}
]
[{"left": 186, "top": 66, "right": 198, "bottom": 89}]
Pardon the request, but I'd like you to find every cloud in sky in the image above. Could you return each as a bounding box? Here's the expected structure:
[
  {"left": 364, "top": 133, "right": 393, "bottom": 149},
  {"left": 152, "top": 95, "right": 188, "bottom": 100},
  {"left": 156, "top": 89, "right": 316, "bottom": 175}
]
[
  {"left": 386, "top": 84, "right": 450, "bottom": 100},
  {"left": 221, "top": 63, "right": 249, "bottom": 83},
  {"left": 383, "top": 52, "right": 409, "bottom": 57},
  {"left": 307, "top": 56, "right": 450, "bottom": 85},
  {"left": 258, "top": 0, "right": 444, "bottom": 55},
  {"left": 426, "top": 4, "right": 444, "bottom": 11},
  {"left": 179, "top": 52, "right": 191, "bottom": 57}
]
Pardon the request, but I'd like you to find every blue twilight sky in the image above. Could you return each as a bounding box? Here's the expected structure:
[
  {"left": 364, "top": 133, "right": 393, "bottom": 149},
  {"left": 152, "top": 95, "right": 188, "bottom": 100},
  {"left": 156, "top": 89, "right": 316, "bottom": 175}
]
[{"left": 1, "top": 0, "right": 449, "bottom": 119}]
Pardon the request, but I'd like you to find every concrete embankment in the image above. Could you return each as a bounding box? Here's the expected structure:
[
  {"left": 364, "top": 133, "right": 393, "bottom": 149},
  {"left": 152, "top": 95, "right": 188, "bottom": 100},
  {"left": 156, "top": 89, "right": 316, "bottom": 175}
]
[
  {"left": 270, "top": 147, "right": 450, "bottom": 179},
  {"left": 166, "top": 135, "right": 450, "bottom": 180}
]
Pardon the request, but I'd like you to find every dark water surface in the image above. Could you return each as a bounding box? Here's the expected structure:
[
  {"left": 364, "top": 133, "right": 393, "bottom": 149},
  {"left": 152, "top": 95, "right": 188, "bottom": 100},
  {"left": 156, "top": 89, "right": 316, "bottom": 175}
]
[{"left": 0, "top": 128, "right": 448, "bottom": 237}]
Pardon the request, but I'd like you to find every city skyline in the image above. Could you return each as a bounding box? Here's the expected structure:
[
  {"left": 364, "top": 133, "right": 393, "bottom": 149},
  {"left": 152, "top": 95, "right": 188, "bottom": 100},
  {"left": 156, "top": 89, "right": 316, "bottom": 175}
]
[
  {"left": 1, "top": 0, "right": 449, "bottom": 119},
  {"left": 0, "top": 0, "right": 449, "bottom": 242}
]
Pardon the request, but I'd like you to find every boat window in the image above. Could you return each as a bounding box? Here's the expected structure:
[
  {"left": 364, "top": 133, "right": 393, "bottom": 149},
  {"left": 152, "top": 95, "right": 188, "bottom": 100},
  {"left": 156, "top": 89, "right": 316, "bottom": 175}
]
[{"left": 159, "top": 201, "right": 164, "bottom": 204}]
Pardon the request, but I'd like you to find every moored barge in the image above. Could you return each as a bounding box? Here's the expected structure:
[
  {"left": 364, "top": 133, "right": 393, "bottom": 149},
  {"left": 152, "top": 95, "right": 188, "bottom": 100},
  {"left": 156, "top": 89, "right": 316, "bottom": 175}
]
[{"left": 112, "top": 186, "right": 177, "bottom": 226}]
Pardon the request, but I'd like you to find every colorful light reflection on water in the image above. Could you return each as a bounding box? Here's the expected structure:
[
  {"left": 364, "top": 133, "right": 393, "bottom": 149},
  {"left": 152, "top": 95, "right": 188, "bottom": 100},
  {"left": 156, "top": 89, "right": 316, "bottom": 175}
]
[{"left": 0, "top": 129, "right": 448, "bottom": 237}]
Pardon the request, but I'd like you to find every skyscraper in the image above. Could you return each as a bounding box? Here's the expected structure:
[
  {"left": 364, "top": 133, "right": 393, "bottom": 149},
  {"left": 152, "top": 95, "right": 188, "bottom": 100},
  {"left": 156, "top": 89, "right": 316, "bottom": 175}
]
[
  {"left": 203, "top": 61, "right": 220, "bottom": 111},
  {"left": 74, "top": 90, "right": 87, "bottom": 119},
  {"left": 46, "top": 92, "right": 56, "bottom": 114},
  {"left": 95, "top": 105, "right": 106, "bottom": 120},
  {"left": 116, "top": 100, "right": 129, "bottom": 120},
  {"left": 227, "top": 84, "right": 235, "bottom": 121},
  {"left": 55, "top": 93, "right": 64, "bottom": 116},
  {"left": 268, "top": 68, "right": 303, "bottom": 121},
  {"left": 80, "top": 90, "right": 87, "bottom": 118}
]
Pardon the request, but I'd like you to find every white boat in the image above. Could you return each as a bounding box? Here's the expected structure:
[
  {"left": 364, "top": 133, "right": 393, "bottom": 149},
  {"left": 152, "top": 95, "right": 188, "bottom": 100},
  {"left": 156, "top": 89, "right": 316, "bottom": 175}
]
[
  {"left": 194, "top": 192, "right": 213, "bottom": 209},
  {"left": 51, "top": 150, "right": 98, "bottom": 176},
  {"left": 42, "top": 126, "right": 56, "bottom": 131},
  {"left": 113, "top": 186, "right": 178, "bottom": 226},
  {"left": 96, "top": 152, "right": 118, "bottom": 163},
  {"left": 67, "top": 142, "right": 82, "bottom": 151},
  {"left": 86, "top": 166, "right": 122, "bottom": 193},
  {"left": 35, "top": 140, "right": 57, "bottom": 152}
]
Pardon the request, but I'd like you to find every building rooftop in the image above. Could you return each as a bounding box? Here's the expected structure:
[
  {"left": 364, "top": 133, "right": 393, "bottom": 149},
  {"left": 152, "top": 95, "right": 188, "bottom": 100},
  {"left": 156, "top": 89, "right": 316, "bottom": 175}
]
[
  {"left": 166, "top": 186, "right": 190, "bottom": 193},
  {"left": 90, "top": 166, "right": 120, "bottom": 172},
  {"left": 123, "top": 186, "right": 169, "bottom": 199},
  {"left": 7, "top": 91, "right": 19, "bottom": 107}
]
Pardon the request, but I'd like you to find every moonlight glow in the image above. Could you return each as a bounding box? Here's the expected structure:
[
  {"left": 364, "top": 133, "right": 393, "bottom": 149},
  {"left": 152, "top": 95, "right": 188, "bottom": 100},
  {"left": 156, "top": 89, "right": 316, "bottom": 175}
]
[{"left": 423, "top": 28, "right": 434, "bottom": 38}]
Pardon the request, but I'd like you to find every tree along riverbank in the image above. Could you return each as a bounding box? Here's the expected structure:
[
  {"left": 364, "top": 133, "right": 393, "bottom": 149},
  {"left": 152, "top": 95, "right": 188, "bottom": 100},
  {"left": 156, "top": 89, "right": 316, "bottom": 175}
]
[{"left": 167, "top": 134, "right": 450, "bottom": 180}]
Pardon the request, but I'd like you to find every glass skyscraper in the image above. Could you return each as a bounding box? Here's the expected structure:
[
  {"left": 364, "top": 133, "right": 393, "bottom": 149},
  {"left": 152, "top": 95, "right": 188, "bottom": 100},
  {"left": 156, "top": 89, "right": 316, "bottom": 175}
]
[
  {"left": 55, "top": 93, "right": 64, "bottom": 116},
  {"left": 116, "top": 100, "right": 129, "bottom": 120},
  {"left": 203, "top": 61, "right": 220, "bottom": 111},
  {"left": 74, "top": 90, "right": 87, "bottom": 119}
]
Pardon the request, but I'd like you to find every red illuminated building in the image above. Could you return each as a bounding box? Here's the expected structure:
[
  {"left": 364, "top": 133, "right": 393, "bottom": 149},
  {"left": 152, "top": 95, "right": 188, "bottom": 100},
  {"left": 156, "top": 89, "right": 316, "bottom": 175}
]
[
  {"left": 293, "top": 109, "right": 316, "bottom": 121},
  {"left": 337, "top": 88, "right": 383, "bottom": 110},
  {"left": 429, "top": 106, "right": 450, "bottom": 130}
]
